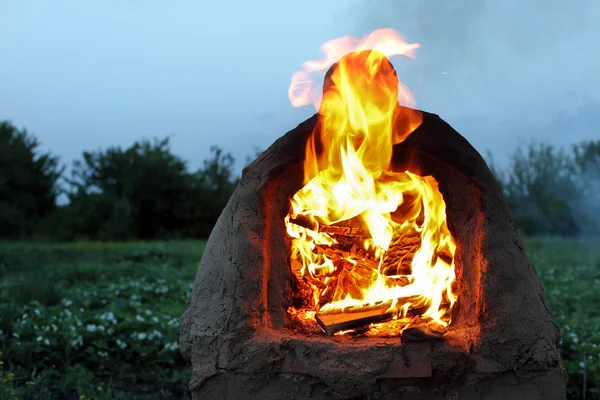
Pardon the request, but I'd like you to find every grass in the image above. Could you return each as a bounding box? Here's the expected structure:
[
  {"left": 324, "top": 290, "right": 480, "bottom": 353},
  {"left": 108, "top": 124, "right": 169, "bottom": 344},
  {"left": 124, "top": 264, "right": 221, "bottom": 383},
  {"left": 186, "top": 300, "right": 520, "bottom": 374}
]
[
  {"left": 0, "top": 241, "right": 203, "bottom": 400},
  {"left": 0, "top": 238, "right": 598, "bottom": 399},
  {"left": 523, "top": 237, "right": 600, "bottom": 399}
]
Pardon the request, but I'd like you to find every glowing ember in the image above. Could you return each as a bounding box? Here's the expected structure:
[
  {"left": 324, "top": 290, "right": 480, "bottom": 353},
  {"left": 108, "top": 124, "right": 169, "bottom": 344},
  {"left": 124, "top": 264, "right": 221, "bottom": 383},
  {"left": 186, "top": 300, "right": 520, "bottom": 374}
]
[{"left": 285, "top": 29, "right": 457, "bottom": 336}]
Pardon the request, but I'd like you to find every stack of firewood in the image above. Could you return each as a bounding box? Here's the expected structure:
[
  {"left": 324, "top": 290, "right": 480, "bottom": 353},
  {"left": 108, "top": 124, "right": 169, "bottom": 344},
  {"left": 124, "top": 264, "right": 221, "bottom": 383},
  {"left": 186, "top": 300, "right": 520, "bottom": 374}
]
[{"left": 288, "top": 216, "right": 422, "bottom": 305}]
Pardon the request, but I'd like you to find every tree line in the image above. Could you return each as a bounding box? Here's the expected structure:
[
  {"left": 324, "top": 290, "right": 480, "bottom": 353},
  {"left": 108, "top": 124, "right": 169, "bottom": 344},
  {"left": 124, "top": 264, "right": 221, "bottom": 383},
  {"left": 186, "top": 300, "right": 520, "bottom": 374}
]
[
  {"left": 0, "top": 121, "right": 239, "bottom": 240},
  {"left": 487, "top": 140, "right": 600, "bottom": 236},
  {"left": 1, "top": 120, "right": 599, "bottom": 240}
]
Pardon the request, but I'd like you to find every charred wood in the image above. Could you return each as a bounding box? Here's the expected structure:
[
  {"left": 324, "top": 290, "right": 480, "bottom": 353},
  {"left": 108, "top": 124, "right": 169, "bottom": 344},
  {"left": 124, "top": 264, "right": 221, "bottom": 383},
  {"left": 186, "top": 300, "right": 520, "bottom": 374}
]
[
  {"left": 381, "top": 230, "right": 421, "bottom": 276},
  {"left": 315, "top": 296, "right": 422, "bottom": 336},
  {"left": 288, "top": 216, "right": 369, "bottom": 238}
]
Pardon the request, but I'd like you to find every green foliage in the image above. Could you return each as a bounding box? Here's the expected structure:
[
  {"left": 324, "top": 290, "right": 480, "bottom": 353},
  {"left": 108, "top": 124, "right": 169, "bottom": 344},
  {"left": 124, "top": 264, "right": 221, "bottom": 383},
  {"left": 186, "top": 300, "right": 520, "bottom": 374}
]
[
  {"left": 0, "top": 119, "right": 245, "bottom": 241},
  {"left": 0, "top": 241, "right": 202, "bottom": 399},
  {"left": 524, "top": 237, "right": 600, "bottom": 399},
  {"left": 48, "top": 138, "right": 238, "bottom": 241},
  {"left": 62, "top": 137, "right": 195, "bottom": 240},
  {"left": 0, "top": 121, "right": 62, "bottom": 239},
  {"left": 0, "top": 239, "right": 598, "bottom": 398},
  {"left": 572, "top": 140, "right": 600, "bottom": 233},
  {"left": 490, "top": 140, "right": 600, "bottom": 236}
]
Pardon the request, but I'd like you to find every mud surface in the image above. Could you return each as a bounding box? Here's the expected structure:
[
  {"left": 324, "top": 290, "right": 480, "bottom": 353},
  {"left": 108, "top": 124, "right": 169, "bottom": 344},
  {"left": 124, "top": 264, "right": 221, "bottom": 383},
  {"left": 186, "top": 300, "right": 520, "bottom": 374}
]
[{"left": 179, "top": 109, "right": 566, "bottom": 399}]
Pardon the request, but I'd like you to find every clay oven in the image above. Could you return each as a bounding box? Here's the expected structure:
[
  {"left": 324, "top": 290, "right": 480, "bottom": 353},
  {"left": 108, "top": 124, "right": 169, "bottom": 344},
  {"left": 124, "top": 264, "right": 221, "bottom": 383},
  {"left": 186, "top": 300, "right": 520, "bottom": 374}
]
[{"left": 180, "top": 30, "right": 566, "bottom": 400}]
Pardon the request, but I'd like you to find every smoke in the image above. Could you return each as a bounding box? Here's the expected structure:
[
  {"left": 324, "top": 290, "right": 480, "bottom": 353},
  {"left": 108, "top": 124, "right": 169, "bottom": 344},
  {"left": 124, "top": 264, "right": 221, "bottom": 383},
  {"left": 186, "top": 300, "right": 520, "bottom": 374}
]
[
  {"left": 350, "top": 0, "right": 600, "bottom": 123},
  {"left": 484, "top": 140, "right": 600, "bottom": 236},
  {"left": 571, "top": 160, "right": 600, "bottom": 235}
]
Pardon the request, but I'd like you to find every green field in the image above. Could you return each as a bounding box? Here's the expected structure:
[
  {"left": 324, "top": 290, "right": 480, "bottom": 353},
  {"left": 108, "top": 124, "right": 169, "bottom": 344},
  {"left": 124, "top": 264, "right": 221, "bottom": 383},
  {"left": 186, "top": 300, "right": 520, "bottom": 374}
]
[{"left": 0, "top": 238, "right": 599, "bottom": 399}]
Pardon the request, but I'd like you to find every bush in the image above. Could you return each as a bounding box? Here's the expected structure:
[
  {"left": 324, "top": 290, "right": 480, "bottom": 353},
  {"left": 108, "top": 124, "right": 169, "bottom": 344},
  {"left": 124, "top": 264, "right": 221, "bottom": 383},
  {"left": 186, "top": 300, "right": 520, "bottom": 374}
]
[{"left": 489, "top": 140, "right": 600, "bottom": 236}]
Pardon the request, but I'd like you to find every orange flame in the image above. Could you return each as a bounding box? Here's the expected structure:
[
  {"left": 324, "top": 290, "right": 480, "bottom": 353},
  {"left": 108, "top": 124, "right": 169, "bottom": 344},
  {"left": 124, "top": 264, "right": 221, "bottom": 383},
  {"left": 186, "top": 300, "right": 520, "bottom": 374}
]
[
  {"left": 288, "top": 28, "right": 420, "bottom": 111},
  {"left": 285, "top": 29, "right": 457, "bottom": 335}
]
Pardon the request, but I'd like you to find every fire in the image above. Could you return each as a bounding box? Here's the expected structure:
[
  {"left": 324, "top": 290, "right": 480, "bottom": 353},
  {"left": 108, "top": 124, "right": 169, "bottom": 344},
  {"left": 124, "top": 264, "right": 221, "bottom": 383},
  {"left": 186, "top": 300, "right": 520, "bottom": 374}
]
[{"left": 284, "top": 29, "right": 457, "bottom": 336}]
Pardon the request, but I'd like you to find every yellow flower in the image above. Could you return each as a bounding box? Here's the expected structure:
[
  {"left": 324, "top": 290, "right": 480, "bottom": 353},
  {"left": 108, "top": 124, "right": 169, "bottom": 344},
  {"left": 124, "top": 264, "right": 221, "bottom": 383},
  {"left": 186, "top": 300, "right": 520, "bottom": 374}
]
[
  {"left": 0, "top": 361, "right": 4, "bottom": 366},
  {"left": 97, "top": 386, "right": 103, "bottom": 392},
  {"left": 26, "top": 381, "right": 36, "bottom": 386},
  {"left": 79, "top": 396, "right": 86, "bottom": 399}
]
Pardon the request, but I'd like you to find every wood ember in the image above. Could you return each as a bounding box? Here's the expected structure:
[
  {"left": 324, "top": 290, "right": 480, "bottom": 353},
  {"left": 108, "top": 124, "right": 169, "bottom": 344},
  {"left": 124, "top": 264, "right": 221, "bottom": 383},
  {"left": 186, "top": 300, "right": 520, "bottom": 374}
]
[{"left": 315, "top": 296, "right": 421, "bottom": 336}]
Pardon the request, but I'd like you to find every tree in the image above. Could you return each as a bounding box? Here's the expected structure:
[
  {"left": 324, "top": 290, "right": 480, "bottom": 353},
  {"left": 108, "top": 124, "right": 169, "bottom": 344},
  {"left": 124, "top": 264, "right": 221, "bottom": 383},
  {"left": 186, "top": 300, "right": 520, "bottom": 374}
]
[
  {"left": 0, "top": 121, "right": 62, "bottom": 238},
  {"left": 61, "top": 139, "right": 239, "bottom": 240},
  {"left": 572, "top": 140, "right": 600, "bottom": 233},
  {"left": 488, "top": 141, "right": 587, "bottom": 236},
  {"left": 64, "top": 137, "right": 194, "bottom": 239},
  {"left": 508, "top": 142, "right": 581, "bottom": 235}
]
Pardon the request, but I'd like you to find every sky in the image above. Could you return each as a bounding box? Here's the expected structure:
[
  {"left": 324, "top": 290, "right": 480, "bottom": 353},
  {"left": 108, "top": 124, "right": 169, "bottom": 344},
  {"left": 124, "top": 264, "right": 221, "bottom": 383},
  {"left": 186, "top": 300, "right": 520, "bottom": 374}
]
[{"left": 2, "top": 0, "right": 599, "bottom": 175}]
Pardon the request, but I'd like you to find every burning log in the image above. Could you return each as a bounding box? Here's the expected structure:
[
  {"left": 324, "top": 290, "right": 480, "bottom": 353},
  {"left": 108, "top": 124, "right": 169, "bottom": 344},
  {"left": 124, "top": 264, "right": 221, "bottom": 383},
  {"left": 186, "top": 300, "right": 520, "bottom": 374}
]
[
  {"left": 381, "top": 230, "right": 421, "bottom": 276},
  {"left": 315, "top": 296, "right": 422, "bottom": 336},
  {"left": 313, "top": 243, "right": 373, "bottom": 262},
  {"left": 288, "top": 216, "right": 369, "bottom": 237}
]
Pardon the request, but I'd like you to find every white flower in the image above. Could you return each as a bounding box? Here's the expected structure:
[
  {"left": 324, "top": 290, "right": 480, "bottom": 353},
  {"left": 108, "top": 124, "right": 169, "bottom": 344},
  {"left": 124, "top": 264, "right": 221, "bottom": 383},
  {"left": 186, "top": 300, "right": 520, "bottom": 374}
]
[
  {"left": 62, "top": 299, "right": 73, "bottom": 307},
  {"left": 145, "top": 309, "right": 152, "bottom": 316},
  {"left": 44, "top": 338, "right": 50, "bottom": 346},
  {"left": 137, "top": 332, "right": 147, "bottom": 340},
  {"left": 149, "top": 329, "right": 162, "bottom": 339},
  {"left": 12, "top": 332, "right": 19, "bottom": 338},
  {"left": 155, "top": 286, "right": 169, "bottom": 294},
  {"left": 116, "top": 339, "right": 127, "bottom": 349},
  {"left": 107, "top": 328, "right": 114, "bottom": 335},
  {"left": 98, "top": 350, "right": 109, "bottom": 358},
  {"left": 136, "top": 315, "right": 145, "bottom": 322},
  {"left": 151, "top": 316, "right": 159, "bottom": 324},
  {"left": 51, "top": 324, "right": 58, "bottom": 332},
  {"left": 70, "top": 335, "right": 84, "bottom": 348},
  {"left": 34, "top": 309, "right": 41, "bottom": 316},
  {"left": 86, "top": 324, "right": 98, "bottom": 333},
  {"left": 37, "top": 336, "right": 43, "bottom": 342},
  {"left": 164, "top": 342, "right": 179, "bottom": 351}
]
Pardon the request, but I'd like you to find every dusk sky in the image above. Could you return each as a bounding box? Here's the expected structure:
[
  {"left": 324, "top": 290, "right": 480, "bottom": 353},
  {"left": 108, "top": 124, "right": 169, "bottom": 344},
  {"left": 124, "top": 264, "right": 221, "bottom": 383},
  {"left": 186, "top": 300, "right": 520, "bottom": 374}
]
[{"left": 2, "top": 0, "right": 599, "bottom": 174}]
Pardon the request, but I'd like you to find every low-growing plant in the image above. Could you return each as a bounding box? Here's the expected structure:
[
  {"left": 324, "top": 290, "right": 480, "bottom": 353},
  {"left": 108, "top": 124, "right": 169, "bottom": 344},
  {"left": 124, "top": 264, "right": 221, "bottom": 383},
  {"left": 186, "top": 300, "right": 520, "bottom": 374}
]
[
  {"left": 0, "top": 241, "right": 199, "bottom": 399},
  {"left": 0, "top": 239, "right": 597, "bottom": 398}
]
